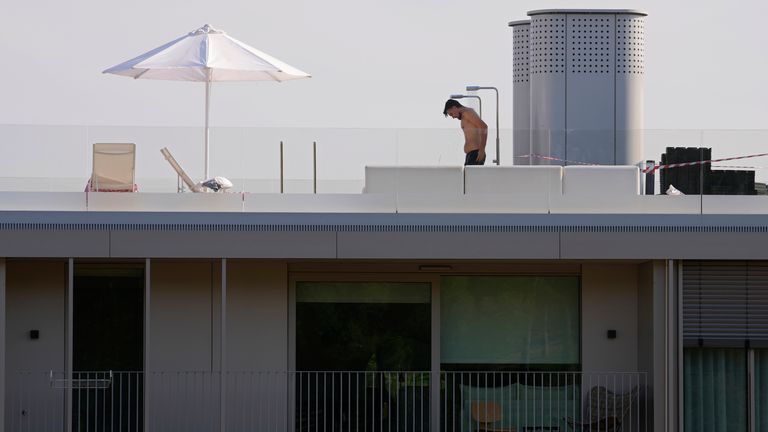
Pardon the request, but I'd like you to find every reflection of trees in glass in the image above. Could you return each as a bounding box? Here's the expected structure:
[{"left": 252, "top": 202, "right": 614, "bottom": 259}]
[
  {"left": 441, "top": 276, "right": 580, "bottom": 365},
  {"left": 296, "top": 302, "right": 430, "bottom": 371}
]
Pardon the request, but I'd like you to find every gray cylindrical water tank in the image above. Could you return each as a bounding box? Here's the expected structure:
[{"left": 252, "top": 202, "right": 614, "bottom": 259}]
[
  {"left": 509, "top": 20, "right": 531, "bottom": 165},
  {"left": 526, "top": 9, "right": 647, "bottom": 166}
]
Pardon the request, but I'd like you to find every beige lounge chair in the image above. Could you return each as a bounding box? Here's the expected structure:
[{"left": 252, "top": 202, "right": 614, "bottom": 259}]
[
  {"left": 160, "top": 147, "right": 203, "bottom": 193},
  {"left": 86, "top": 143, "right": 137, "bottom": 192}
]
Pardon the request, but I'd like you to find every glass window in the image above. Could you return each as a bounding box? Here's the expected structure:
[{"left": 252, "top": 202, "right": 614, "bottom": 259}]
[
  {"left": 296, "top": 281, "right": 431, "bottom": 371},
  {"left": 295, "top": 281, "right": 432, "bottom": 432},
  {"left": 684, "top": 348, "right": 747, "bottom": 432},
  {"left": 440, "top": 276, "right": 580, "bottom": 366}
]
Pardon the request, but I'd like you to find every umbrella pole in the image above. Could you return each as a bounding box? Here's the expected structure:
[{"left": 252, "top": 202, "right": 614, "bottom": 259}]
[{"left": 205, "top": 81, "right": 211, "bottom": 179}]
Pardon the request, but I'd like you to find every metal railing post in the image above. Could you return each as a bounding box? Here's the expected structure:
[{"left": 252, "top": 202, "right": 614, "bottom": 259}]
[
  {"left": 13, "top": 369, "right": 651, "bottom": 431},
  {"left": 144, "top": 259, "right": 151, "bottom": 432},
  {"left": 66, "top": 259, "right": 73, "bottom": 432},
  {"left": 220, "top": 259, "right": 227, "bottom": 432},
  {"left": 313, "top": 141, "right": 317, "bottom": 194},
  {"left": 280, "top": 141, "right": 284, "bottom": 194}
]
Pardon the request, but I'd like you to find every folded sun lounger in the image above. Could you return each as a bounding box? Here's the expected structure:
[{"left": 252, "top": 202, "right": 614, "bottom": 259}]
[
  {"left": 86, "top": 143, "right": 138, "bottom": 192},
  {"left": 160, "top": 147, "right": 204, "bottom": 193}
]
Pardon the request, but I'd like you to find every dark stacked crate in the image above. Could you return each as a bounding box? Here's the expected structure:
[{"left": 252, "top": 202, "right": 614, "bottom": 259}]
[{"left": 660, "top": 147, "right": 756, "bottom": 195}]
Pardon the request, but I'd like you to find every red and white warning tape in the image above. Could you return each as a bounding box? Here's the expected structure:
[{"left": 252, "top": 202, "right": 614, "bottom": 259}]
[
  {"left": 516, "top": 154, "right": 597, "bottom": 166},
  {"left": 516, "top": 153, "right": 768, "bottom": 173},
  {"left": 712, "top": 165, "right": 768, "bottom": 170}
]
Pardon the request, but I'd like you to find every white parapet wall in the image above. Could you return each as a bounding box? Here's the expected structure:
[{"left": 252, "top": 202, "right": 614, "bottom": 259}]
[
  {"left": 0, "top": 192, "right": 87, "bottom": 211},
  {"left": 562, "top": 165, "right": 640, "bottom": 196},
  {"left": 87, "top": 192, "right": 244, "bottom": 212},
  {"left": 363, "top": 166, "right": 464, "bottom": 194},
  {"left": 464, "top": 165, "right": 562, "bottom": 196}
]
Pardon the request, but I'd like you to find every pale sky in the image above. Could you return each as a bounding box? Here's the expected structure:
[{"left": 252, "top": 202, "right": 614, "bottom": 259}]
[{"left": 2, "top": 0, "right": 768, "bottom": 131}]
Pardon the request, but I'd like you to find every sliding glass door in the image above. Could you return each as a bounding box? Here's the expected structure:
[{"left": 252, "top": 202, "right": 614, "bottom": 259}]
[
  {"left": 682, "top": 261, "right": 768, "bottom": 432},
  {"left": 440, "top": 275, "right": 581, "bottom": 432},
  {"left": 294, "top": 281, "right": 431, "bottom": 432},
  {"left": 757, "top": 350, "right": 768, "bottom": 432},
  {"left": 684, "top": 348, "right": 748, "bottom": 432}
]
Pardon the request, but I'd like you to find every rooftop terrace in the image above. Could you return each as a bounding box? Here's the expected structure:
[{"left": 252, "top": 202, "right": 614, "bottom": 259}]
[{"left": 1, "top": 126, "right": 768, "bottom": 216}]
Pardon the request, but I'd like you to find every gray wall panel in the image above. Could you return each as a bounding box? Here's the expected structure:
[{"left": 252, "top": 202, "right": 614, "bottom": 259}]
[
  {"left": 337, "top": 232, "right": 560, "bottom": 259},
  {"left": 582, "top": 264, "right": 638, "bottom": 372},
  {"left": 0, "top": 230, "right": 109, "bottom": 257},
  {"left": 562, "top": 232, "right": 768, "bottom": 259},
  {"left": 5, "top": 260, "right": 67, "bottom": 431},
  {"left": 110, "top": 231, "right": 337, "bottom": 258},
  {"left": 149, "top": 261, "right": 214, "bottom": 371},
  {"left": 227, "top": 261, "right": 288, "bottom": 371}
]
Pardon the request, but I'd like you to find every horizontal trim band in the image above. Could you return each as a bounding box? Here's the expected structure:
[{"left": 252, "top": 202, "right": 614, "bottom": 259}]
[{"left": 3, "top": 223, "right": 768, "bottom": 233}]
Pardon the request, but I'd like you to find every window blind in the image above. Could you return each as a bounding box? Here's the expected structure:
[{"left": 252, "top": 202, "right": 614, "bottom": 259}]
[{"left": 683, "top": 261, "right": 768, "bottom": 347}]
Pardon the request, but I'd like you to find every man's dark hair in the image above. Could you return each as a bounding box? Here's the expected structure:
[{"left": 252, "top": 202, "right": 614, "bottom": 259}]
[{"left": 443, "top": 99, "right": 463, "bottom": 116}]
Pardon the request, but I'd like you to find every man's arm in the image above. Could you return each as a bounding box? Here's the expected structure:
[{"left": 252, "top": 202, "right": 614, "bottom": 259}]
[{"left": 465, "top": 110, "right": 489, "bottom": 161}]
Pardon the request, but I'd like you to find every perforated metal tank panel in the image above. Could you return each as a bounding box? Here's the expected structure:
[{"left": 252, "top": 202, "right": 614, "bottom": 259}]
[
  {"left": 566, "top": 14, "right": 616, "bottom": 165},
  {"left": 529, "top": 14, "right": 567, "bottom": 165},
  {"left": 523, "top": 10, "right": 646, "bottom": 166},
  {"left": 511, "top": 21, "right": 531, "bottom": 164},
  {"left": 615, "top": 15, "right": 645, "bottom": 166}
]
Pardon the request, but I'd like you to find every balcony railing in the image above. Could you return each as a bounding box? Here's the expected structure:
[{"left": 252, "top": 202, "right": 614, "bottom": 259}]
[
  {"left": 10, "top": 370, "right": 648, "bottom": 432},
  {"left": 1, "top": 125, "right": 768, "bottom": 197}
]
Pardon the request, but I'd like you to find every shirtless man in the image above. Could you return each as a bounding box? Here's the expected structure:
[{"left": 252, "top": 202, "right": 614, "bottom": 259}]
[{"left": 443, "top": 99, "right": 488, "bottom": 165}]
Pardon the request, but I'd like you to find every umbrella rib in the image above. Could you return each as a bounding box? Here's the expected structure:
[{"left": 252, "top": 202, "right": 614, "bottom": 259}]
[
  {"left": 133, "top": 69, "right": 150, "bottom": 79},
  {"left": 266, "top": 70, "right": 283, "bottom": 82}
]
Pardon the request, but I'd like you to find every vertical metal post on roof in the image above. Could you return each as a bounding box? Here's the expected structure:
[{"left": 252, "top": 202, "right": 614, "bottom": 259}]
[
  {"left": 313, "top": 141, "right": 317, "bottom": 194},
  {"left": 205, "top": 81, "right": 212, "bottom": 180},
  {"left": 645, "top": 160, "right": 655, "bottom": 195},
  {"left": 144, "top": 258, "right": 151, "bottom": 432},
  {"left": 699, "top": 132, "right": 705, "bottom": 212},
  {"left": 280, "top": 141, "right": 285, "bottom": 194},
  {"left": 66, "top": 258, "right": 74, "bottom": 432},
  {"left": 220, "top": 259, "right": 227, "bottom": 432}
]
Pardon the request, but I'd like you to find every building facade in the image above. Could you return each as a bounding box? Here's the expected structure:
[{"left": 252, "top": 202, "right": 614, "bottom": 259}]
[{"left": 2, "top": 164, "right": 768, "bottom": 432}]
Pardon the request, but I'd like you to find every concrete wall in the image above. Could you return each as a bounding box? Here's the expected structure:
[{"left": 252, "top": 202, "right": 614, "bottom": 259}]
[
  {"left": 581, "top": 263, "right": 639, "bottom": 373},
  {"left": 637, "top": 262, "right": 654, "bottom": 376},
  {"left": 226, "top": 260, "right": 288, "bottom": 371},
  {"left": 637, "top": 260, "right": 666, "bottom": 432},
  {"left": 1, "top": 259, "right": 638, "bottom": 375},
  {"left": 5, "top": 260, "right": 67, "bottom": 431},
  {"left": 147, "top": 259, "right": 289, "bottom": 371},
  {"left": 5, "top": 260, "right": 67, "bottom": 373},
  {"left": 147, "top": 259, "right": 289, "bottom": 432},
  {"left": 149, "top": 260, "right": 218, "bottom": 371}
]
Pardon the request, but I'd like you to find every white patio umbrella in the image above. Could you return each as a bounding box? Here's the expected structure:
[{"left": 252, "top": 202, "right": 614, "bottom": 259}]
[{"left": 103, "top": 24, "right": 311, "bottom": 179}]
